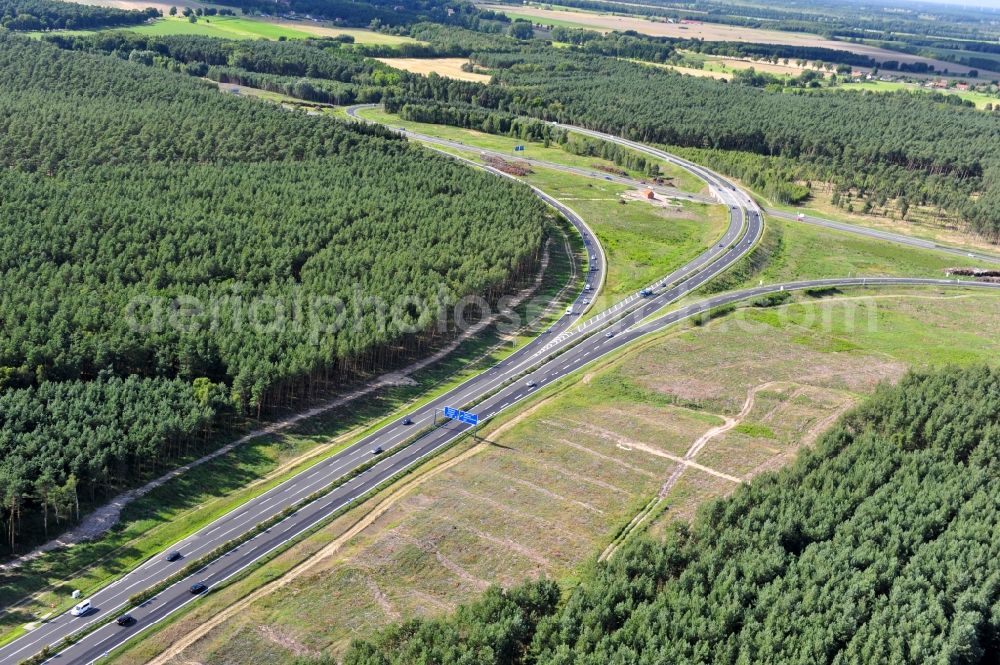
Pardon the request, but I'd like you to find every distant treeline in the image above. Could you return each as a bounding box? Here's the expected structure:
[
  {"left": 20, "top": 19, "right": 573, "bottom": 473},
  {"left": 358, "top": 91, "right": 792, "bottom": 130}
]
[
  {"left": 344, "top": 365, "right": 1000, "bottom": 664},
  {"left": 0, "top": 0, "right": 157, "bottom": 30},
  {"left": 47, "top": 32, "right": 404, "bottom": 104}
]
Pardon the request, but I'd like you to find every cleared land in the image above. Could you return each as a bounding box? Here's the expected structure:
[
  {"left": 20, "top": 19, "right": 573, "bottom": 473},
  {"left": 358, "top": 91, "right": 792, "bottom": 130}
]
[
  {"left": 65, "top": 0, "right": 210, "bottom": 14},
  {"left": 377, "top": 57, "right": 493, "bottom": 82},
  {"left": 480, "top": 3, "right": 992, "bottom": 76},
  {"left": 101, "top": 288, "right": 1000, "bottom": 664}
]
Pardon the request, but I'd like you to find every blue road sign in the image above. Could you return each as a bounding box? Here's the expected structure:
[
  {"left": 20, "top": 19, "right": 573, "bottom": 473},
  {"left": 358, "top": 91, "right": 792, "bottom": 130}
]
[
  {"left": 443, "top": 406, "right": 479, "bottom": 426},
  {"left": 514, "top": 145, "right": 525, "bottom": 152}
]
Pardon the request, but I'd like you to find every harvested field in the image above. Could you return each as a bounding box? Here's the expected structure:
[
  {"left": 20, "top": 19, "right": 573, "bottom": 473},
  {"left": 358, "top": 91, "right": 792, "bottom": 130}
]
[{"left": 377, "top": 57, "right": 493, "bottom": 82}]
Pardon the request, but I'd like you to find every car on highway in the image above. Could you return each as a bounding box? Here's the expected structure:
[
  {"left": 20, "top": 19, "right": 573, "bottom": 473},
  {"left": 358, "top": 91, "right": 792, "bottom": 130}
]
[
  {"left": 584, "top": 284, "right": 592, "bottom": 291},
  {"left": 525, "top": 380, "right": 537, "bottom": 388},
  {"left": 189, "top": 582, "right": 208, "bottom": 594},
  {"left": 371, "top": 446, "right": 384, "bottom": 455},
  {"left": 165, "top": 550, "right": 182, "bottom": 562},
  {"left": 401, "top": 417, "right": 413, "bottom": 426},
  {"left": 605, "top": 331, "right": 614, "bottom": 338},
  {"left": 116, "top": 615, "right": 135, "bottom": 627},
  {"left": 590, "top": 264, "right": 597, "bottom": 271},
  {"left": 640, "top": 288, "right": 653, "bottom": 297},
  {"left": 70, "top": 600, "right": 91, "bottom": 617},
  {"left": 565, "top": 306, "right": 574, "bottom": 315},
  {"left": 583, "top": 298, "right": 590, "bottom": 304}
]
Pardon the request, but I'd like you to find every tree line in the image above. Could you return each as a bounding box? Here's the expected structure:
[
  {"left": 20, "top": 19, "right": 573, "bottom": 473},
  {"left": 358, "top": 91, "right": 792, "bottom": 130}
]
[
  {"left": 0, "top": 0, "right": 157, "bottom": 30},
  {"left": 343, "top": 365, "right": 1000, "bottom": 664},
  {"left": 0, "top": 34, "right": 548, "bottom": 554}
]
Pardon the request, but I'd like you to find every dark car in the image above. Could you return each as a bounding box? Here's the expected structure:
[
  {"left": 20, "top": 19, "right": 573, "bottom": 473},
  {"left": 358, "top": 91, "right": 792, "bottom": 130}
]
[
  {"left": 189, "top": 582, "right": 208, "bottom": 594},
  {"left": 165, "top": 550, "right": 182, "bottom": 562},
  {"left": 116, "top": 614, "right": 136, "bottom": 627},
  {"left": 401, "top": 417, "right": 413, "bottom": 426},
  {"left": 371, "top": 446, "right": 384, "bottom": 455}
]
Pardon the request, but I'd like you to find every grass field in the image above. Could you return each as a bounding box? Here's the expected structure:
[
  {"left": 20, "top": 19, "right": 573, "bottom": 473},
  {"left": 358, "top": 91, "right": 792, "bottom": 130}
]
[
  {"left": 31, "top": 15, "right": 417, "bottom": 44},
  {"left": 833, "top": 80, "right": 1000, "bottom": 109},
  {"left": 764, "top": 189, "right": 1000, "bottom": 257},
  {"left": 0, "top": 218, "right": 582, "bottom": 647},
  {"left": 354, "top": 106, "right": 707, "bottom": 194},
  {"left": 755, "top": 216, "right": 999, "bottom": 283},
  {"left": 519, "top": 167, "right": 727, "bottom": 311},
  {"left": 101, "top": 287, "right": 1000, "bottom": 664},
  {"left": 673, "top": 213, "right": 1000, "bottom": 306}
]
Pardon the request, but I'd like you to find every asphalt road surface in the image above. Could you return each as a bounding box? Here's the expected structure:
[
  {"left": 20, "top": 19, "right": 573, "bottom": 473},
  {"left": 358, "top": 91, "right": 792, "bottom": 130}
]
[{"left": 5, "top": 116, "right": 998, "bottom": 665}]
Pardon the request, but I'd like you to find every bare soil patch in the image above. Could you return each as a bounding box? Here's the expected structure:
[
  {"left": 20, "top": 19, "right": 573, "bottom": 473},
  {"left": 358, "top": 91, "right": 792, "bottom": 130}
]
[{"left": 377, "top": 57, "right": 493, "bottom": 82}]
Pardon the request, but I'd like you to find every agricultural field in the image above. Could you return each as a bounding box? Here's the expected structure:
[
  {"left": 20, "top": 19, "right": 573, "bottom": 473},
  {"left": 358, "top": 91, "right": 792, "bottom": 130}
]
[
  {"left": 478, "top": 3, "right": 989, "bottom": 76},
  {"left": 376, "top": 57, "right": 492, "bottom": 82},
  {"left": 835, "top": 80, "right": 1000, "bottom": 109},
  {"left": 100, "top": 287, "right": 1000, "bottom": 664},
  {"left": 33, "top": 14, "right": 418, "bottom": 43}
]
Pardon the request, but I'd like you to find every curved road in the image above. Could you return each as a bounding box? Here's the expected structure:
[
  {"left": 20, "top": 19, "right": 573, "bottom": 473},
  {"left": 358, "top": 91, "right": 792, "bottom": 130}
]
[
  {"left": 5, "top": 116, "right": 998, "bottom": 664},
  {"left": 351, "top": 105, "right": 999, "bottom": 267}
]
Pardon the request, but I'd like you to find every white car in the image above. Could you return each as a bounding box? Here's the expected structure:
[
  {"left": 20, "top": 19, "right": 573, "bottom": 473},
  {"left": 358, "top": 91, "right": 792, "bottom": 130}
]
[
  {"left": 71, "top": 600, "right": 91, "bottom": 617},
  {"left": 565, "top": 306, "right": 575, "bottom": 315}
]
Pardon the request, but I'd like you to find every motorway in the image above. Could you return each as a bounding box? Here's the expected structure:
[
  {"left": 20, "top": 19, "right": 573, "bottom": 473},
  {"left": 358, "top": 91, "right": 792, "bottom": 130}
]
[
  {"left": 4, "top": 117, "right": 999, "bottom": 664},
  {"left": 0, "top": 113, "right": 752, "bottom": 665}
]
